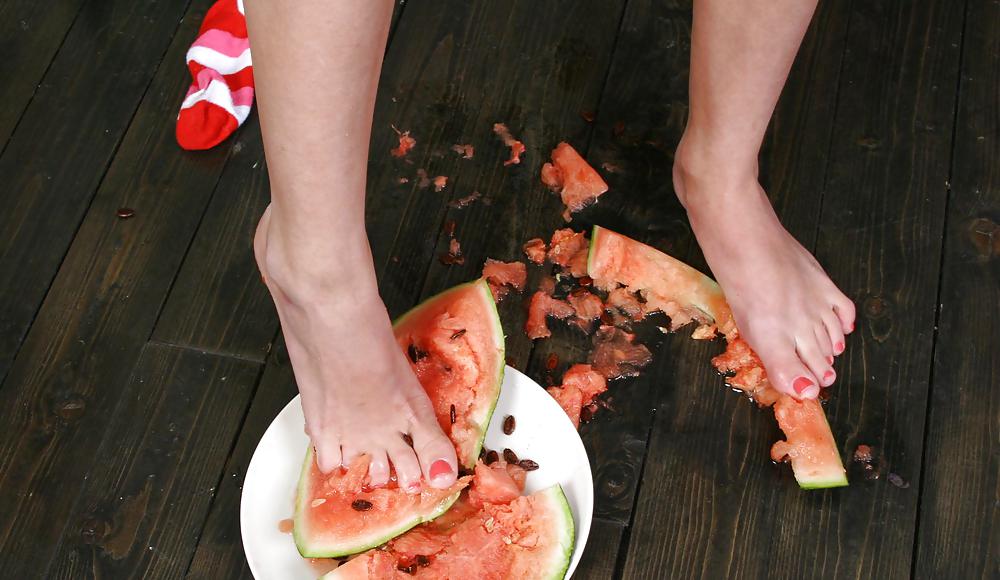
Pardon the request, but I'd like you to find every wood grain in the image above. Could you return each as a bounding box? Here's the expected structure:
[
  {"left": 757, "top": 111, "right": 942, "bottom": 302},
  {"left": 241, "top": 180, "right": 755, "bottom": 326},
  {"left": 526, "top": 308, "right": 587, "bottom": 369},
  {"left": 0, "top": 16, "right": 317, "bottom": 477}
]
[
  {"left": 0, "top": 0, "right": 237, "bottom": 574},
  {"left": 0, "top": 0, "right": 88, "bottom": 149},
  {"left": 0, "top": 0, "right": 199, "bottom": 383},
  {"left": 44, "top": 343, "right": 260, "bottom": 579},
  {"left": 185, "top": 340, "right": 297, "bottom": 580},
  {"left": 623, "top": 0, "right": 964, "bottom": 577},
  {"left": 914, "top": 0, "right": 999, "bottom": 576}
]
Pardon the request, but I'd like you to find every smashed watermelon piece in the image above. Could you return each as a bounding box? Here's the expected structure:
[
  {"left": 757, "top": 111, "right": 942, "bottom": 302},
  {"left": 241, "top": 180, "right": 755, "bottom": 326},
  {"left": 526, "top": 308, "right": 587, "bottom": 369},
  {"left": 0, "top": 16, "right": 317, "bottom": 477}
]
[
  {"left": 391, "top": 128, "right": 416, "bottom": 158},
  {"left": 493, "top": 123, "right": 525, "bottom": 166},
  {"left": 588, "top": 325, "right": 652, "bottom": 380},
  {"left": 525, "top": 292, "right": 575, "bottom": 340},
  {"left": 540, "top": 142, "right": 608, "bottom": 220},
  {"left": 482, "top": 259, "right": 527, "bottom": 302},
  {"left": 546, "top": 364, "right": 608, "bottom": 427},
  {"left": 547, "top": 228, "right": 589, "bottom": 277},
  {"left": 522, "top": 238, "right": 547, "bottom": 265}
]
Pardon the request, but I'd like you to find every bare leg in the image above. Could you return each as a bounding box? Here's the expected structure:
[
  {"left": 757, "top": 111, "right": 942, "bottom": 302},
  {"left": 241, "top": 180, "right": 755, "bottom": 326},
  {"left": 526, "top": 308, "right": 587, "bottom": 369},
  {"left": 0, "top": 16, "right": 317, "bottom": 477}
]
[
  {"left": 245, "top": 0, "right": 458, "bottom": 489},
  {"left": 675, "top": 0, "right": 856, "bottom": 399}
]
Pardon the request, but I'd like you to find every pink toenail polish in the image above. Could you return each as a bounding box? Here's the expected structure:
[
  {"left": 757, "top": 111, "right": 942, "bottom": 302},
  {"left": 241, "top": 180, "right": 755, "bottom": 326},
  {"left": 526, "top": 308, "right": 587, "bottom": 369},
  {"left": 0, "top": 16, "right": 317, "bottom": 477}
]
[
  {"left": 429, "top": 460, "right": 453, "bottom": 480},
  {"left": 827, "top": 356, "right": 834, "bottom": 364},
  {"left": 848, "top": 322, "right": 855, "bottom": 333},
  {"left": 823, "top": 370, "right": 835, "bottom": 383},
  {"left": 407, "top": 481, "right": 422, "bottom": 493},
  {"left": 792, "top": 377, "right": 815, "bottom": 395},
  {"left": 835, "top": 341, "right": 845, "bottom": 354}
]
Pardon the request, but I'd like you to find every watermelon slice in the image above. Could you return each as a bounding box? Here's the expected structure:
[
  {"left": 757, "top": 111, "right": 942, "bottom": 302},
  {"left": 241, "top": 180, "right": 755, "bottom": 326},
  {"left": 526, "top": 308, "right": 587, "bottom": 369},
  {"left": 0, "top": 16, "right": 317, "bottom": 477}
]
[
  {"left": 322, "top": 464, "right": 575, "bottom": 579},
  {"left": 586, "top": 226, "right": 847, "bottom": 489},
  {"left": 587, "top": 225, "right": 736, "bottom": 340},
  {"left": 294, "top": 280, "right": 505, "bottom": 558}
]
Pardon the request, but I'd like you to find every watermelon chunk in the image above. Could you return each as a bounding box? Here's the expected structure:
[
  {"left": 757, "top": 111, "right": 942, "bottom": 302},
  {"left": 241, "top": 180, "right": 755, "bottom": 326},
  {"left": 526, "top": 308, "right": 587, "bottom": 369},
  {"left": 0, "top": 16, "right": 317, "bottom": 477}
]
[
  {"left": 586, "top": 226, "right": 847, "bottom": 489},
  {"left": 294, "top": 280, "right": 505, "bottom": 557},
  {"left": 323, "top": 482, "right": 575, "bottom": 580},
  {"left": 540, "top": 142, "right": 608, "bottom": 220}
]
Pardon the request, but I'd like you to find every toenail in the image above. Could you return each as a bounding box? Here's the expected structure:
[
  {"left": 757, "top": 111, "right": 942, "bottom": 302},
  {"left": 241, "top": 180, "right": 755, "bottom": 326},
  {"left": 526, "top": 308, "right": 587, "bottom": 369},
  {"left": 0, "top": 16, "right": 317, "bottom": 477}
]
[
  {"left": 823, "top": 370, "right": 835, "bottom": 383},
  {"left": 792, "top": 377, "right": 815, "bottom": 395},
  {"left": 848, "top": 322, "right": 855, "bottom": 332},
  {"left": 429, "top": 460, "right": 453, "bottom": 480},
  {"left": 834, "top": 341, "right": 845, "bottom": 354},
  {"left": 406, "top": 481, "right": 422, "bottom": 492},
  {"left": 827, "top": 356, "right": 834, "bottom": 364}
]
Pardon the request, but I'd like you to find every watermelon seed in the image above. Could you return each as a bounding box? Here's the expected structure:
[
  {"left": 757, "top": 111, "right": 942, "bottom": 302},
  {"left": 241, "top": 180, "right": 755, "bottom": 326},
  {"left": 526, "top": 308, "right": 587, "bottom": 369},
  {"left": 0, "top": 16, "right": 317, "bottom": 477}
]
[
  {"left": 484, "top": 517, "right": 495, "bottom": 532},
  {"left": 415, "top": 555, "right": 431, "bottom": 567},
  {"left": 502, "top": 448, "right": 518, "bottom": 464},
  {"left": 310, "top": 498, "right": 326, "bottom": 508},
  {"left": 397, "top": 563, "right": 417, "bottom": 575},
  {"left": 449, "top": 404, "right": 456, "bottom": 424},
  {"left": 485, "top": 450, "right": 499, "bottom": 465},
  {"left": 407, "top": 343, "right": 427, "bottom": 363},
  {"left": 570, "top": 287, "right": 589, "bottom": 298},
  {"left": 450, "top": 329, "right": 467, "bottom": 340},
  {"left": 579, "top": 275, "right": 593, "bottom": 286},
  {"left": 351, "top": 499, "right": 373, "bottom": 511},
  {"left": 518, "top": 459, "right": 539, "bottom": 471},
  {"left": 502, "top": 415, "right": 516, "bottom": 435},
  {"left": 402, "top": 433, "right": 414, "bottom": 447},
  {"left": 116, "top": 207, "right": 135, "bottom": 219}
]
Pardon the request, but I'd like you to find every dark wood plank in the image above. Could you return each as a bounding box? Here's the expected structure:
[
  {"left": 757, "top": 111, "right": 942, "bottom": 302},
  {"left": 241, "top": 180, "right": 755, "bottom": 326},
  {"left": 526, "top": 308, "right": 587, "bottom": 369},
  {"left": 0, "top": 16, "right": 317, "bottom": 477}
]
[
  {"left": 0, "top": 0, "right": 88, "bottom": 149},
  {"left": 574, "top": 518, "right": 625, "bottom": 580},
  {"left": 150, "top": 2, "right": 411, "bottom": 361},
  {"left": 0, "top": 0, "right": 198, "bottom": 384},
  {"left": 151, "top": 116, "right": 277, "bottom": 362},
  {"left": 0, "top": 0, "right": 242, "bottom": 574},
  {"left": 364, "top": 0, "right": 628, "bottom": 335},
  {"left": 185, "top": 340, "right": 297, "bottom": 579},
  {"left": 622, "top": 0, "right": 964, "bottom": 577},
  {"left": 43, "top": 343, "right": 260, "bottom": 578},
  {"left": 914, "top": 0, "right": 999, "bottom": 576}
]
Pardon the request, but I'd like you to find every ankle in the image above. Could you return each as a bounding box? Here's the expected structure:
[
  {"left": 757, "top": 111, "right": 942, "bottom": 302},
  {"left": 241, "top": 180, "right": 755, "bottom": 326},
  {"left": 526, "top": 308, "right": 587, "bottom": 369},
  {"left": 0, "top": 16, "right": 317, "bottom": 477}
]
[
  {"left": 672, "top": 127, "right": 759, "bottom": 208},
  {"left": 255, "top": 206, "right": 380, "bottom": 310}
]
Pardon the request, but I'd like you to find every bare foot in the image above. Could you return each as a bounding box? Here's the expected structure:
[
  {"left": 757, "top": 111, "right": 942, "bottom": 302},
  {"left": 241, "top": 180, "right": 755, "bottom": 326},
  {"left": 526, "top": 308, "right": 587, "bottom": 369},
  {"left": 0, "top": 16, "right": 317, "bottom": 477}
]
[
  {"left": 673, "top": 139, "right": 855, "bottom": 400},
  {"left": 254, "top": 205, "right": 458, "bottom": 490}
]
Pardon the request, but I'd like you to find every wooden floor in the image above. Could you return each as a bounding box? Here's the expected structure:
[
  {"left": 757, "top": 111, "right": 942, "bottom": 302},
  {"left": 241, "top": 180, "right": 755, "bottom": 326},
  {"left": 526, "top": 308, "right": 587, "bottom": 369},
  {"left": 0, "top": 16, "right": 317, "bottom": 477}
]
[{"left": 0, "top": 0, "right": 996, "bottom": 578}]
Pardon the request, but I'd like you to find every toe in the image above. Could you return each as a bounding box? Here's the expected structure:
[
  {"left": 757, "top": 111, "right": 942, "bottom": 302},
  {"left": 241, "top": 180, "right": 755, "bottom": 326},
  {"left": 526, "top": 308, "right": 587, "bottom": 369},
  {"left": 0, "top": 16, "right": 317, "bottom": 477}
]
[
  {"left": 313, "top": 436, "right": 343, "bottom": 474},
  {"left": 367, "top": 449, "right": 391, "bottom": 488},
  {"left": 754, "top": 337, "right": 821, "bottom": 399},
  {"left": 795, "top": 333, "right": 835, "bottom": 388},
  {"left": 814, "top": 323, "right": 833, "bottom": 360},
  {"left": 831, "top": 293, "right": 856, "bottom": 334},
  {"left": 388, "top": 438, "right": 423, "bottom": 492},
  {"left": 410, "top": 420, "right": 458, "bottom": 489},
  {"left": 822, "top": 310, "right": 846, "bottom": 356}
]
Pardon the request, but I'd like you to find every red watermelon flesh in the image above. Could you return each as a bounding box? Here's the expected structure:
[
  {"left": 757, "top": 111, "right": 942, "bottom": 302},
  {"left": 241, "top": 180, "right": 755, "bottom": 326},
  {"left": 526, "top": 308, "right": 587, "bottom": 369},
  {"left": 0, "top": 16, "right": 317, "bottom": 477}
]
[
  {"left": 546, "top": 364, "right": 608, "bottom": 427},
  {"left": 294, "top": 280, "right": 505, "bottom": 558},
  {"left": 323, "top": 462, "right": 574, "bottom": 580},
  {"left": 547, "top": 228, "right": 589, "bottom": 277},
  {"left": 541, "top": 142, "right": 609, "bottom": 219},
  {"left": 587, "top": 226, "right": 846, "bottom": 489}
]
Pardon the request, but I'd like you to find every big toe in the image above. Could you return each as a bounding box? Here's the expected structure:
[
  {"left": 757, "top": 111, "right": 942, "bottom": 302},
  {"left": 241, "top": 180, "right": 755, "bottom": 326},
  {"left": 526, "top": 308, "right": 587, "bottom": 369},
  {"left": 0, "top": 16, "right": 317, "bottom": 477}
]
[
  {"left": 755, "top": 338, "right": 821, "bottom": 400},
  {"left": 410, "top": 420, "right": 458, "bottom": 489}
]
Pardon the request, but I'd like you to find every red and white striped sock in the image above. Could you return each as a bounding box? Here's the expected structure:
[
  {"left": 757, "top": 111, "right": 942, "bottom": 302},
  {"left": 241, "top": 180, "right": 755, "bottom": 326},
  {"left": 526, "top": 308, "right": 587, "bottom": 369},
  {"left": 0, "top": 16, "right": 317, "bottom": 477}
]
[{"left": 176, "top": 0, "right": 253, "bottom": 151}]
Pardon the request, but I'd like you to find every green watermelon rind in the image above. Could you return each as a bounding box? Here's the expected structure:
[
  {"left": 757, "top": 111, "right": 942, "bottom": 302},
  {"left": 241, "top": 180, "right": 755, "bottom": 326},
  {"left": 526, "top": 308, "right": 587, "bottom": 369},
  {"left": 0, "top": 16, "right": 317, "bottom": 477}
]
[
  {"left": 391, "top": 278, "right": 505, "bottom": 468},
  {"left": 539, "top": 484, "right": 576, "bottom": 580},
  {"left": 293, "top": 446, "right": 465, "bottom": 559},
  {"left": 588, "top": 225, "right": 848, "bottom": 491},
  {"left": 295, "top": 280, "right": 505, "bottom": 558},
  {"left": 791, "top": 409, "right": 849, "bottom": 490},
  {"left": 317, "top": 484, "right": 576, "bottom": 580},
  {"left": 587, "top": 225, "right": 725, "bottom": 325}
]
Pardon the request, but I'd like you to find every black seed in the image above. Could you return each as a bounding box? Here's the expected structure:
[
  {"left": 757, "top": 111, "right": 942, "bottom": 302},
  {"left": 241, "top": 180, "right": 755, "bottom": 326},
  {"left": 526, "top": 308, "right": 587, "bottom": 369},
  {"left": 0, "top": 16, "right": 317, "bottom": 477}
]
[
  {"left": 416, "top": 554, "right": 431, "bottom": 567},
  {"left": 397, "top": 563, "right": 416, "bottom": 574},
  {"left": 407, "top": 343, "right": 428, "bottom": 363},
  {"left": 502, "top": 415, "right": 516, "bottom": 435},
  {"left": 450, "top": 329, "right": 467, "bottom": 340},
  {"left": 402, "top": 433, "right": 414, "bottom": 447},
  {"left": 485, "top": 450, "right": 499, "bottom": 465},
  {"left": 351, "top": 499, "right": 373, "bottom": 511},
  {"left": 502, "top": 448, "right": 518, "bottom": 464},
  {"left": 518, "top": 459, "right": 539, "bottom": 471},
  {"left": 116, "top": 207, "right": 135, "bottom": 219},
  {"left": 450, "top": 404, "right": 456, "bottom": 424}
]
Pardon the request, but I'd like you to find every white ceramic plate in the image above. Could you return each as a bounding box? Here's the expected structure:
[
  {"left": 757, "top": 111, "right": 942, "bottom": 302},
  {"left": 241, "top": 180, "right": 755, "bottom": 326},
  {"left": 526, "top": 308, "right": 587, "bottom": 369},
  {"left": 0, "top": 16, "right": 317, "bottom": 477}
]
[{"left": 241, "top": 366, "right": 594, "bottom": 579}]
